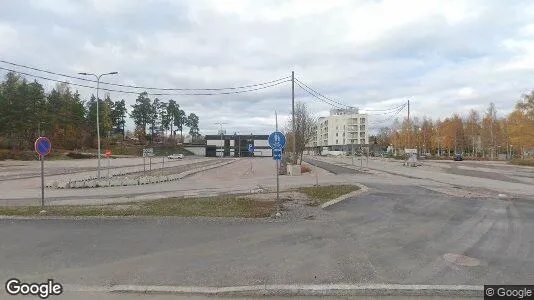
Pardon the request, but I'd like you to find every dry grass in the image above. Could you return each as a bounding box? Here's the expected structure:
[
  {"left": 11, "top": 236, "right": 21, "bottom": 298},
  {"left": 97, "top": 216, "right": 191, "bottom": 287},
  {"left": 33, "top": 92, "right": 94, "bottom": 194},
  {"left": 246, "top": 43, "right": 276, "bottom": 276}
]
[
  {"left": 509, "top": 158, "right": 534, "bottom": 167},
  {"left": 0, "top": 196, "right": 275, "bottom": 218},
  {"left": 294, "top": 185, "right": 360, "bottom": 206}
]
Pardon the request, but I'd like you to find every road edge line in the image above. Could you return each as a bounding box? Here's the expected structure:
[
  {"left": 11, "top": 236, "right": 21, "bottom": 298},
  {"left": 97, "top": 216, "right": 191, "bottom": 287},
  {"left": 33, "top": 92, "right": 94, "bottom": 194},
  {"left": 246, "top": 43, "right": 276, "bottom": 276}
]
[
  {"left": 320, "top": 183, "right": 369, "bottom": 208},
  {"left": 62, "top": 284, "right": 484, "bottom": 297}
]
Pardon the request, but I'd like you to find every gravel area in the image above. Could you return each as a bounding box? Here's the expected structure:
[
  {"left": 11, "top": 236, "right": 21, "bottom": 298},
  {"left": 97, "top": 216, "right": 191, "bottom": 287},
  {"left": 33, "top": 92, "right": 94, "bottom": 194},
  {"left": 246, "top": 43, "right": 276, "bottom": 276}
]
[{"left": 239, "top": 191, "right": 336, "bottom": 223}]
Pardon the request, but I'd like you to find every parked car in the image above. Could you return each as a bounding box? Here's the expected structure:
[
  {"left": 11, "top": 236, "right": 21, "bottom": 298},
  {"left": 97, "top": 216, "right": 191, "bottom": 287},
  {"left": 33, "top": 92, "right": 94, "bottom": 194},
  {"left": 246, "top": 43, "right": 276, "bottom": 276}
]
[
  {"left": 167, "top": 153, "right": 184, "bottom": 159},
  {"left": 453, "top": 154, "right": 463, "bottom": 161}
]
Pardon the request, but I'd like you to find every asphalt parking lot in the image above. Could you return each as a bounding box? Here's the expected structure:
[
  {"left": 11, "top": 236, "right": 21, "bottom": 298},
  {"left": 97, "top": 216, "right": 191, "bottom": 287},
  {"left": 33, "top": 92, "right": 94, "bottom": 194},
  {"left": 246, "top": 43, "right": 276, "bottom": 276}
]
[{"left": 1, "top": 156, "right": 533, "bottom": 297}]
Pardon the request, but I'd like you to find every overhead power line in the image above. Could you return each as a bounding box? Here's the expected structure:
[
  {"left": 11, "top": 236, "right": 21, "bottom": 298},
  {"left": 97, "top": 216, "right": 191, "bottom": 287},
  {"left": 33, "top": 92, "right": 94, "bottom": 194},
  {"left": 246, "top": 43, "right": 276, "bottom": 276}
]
[
  {"left": 294, "top": 77, "right": 350, "bottom": 108},
  {"left": 360, "top": 103, "right": 407, "bottom": 112},
  {"left": 365, "top": 103, "right": 407, "bottom": 116},
  {"left": 0, "top": 59, "right": 291, "bottom": 91},
  {"left": 0, "top": 66, "right": 290, "bottom": 96},
  {"left": 295, "top": 81, "right": 345, "bottom": 109},
  {"left": 369, "top": 105, "right": 405, "bottom": 125}
]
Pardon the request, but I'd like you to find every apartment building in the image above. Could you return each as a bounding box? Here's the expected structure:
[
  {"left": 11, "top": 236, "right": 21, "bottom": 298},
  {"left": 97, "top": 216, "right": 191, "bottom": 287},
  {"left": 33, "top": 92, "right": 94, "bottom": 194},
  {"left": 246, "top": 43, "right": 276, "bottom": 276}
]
[{"left": 309, "top": 108, "right": 369, "bottom": 153}]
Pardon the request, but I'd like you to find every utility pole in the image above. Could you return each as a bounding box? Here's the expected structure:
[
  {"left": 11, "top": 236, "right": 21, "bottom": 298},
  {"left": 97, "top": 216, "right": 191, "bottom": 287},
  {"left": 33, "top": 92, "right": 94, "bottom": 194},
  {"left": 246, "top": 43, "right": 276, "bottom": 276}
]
[
  {"left": 407, "top": 99, "right": 410, "bottom": 149},
  {"left": 291, "top": 71, "right": 296, "bottom": 165}
]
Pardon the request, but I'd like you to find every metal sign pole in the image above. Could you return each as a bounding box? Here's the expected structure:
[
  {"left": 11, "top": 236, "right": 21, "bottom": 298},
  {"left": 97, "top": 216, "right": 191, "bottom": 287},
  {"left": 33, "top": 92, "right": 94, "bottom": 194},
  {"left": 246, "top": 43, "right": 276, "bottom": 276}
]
[
  {"left": 366, "top": 147, "right": 369, "bottom": 167},
  {"left": 40, "top": 155, "right": 45, "bottom": 210},
  {"left": 149, "top": 156, "right": 152, "bottom": 171},
  {"left": 143, "top": 156, "right": 146, "bottom": 172},
  {"left": 276, "top": 159, "right": 280, "bottom": 213},
  {"left": 275, "top": 110, "right": 280, "bottom": 215}
]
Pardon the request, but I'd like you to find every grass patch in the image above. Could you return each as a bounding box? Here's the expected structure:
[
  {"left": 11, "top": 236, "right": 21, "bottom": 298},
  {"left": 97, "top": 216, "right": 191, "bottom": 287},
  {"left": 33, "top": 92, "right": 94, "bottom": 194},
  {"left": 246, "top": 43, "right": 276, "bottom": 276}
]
[
  {"left": 509, "top": 158, "right": 534, "bottom": 167},
  {"left": 152, "top": 147, "right": 194, "bottom": 156},
  {"left": 0, "top": 196, "right": 275, "bottom": 218},
  {"left": 295, "top": 185, "right": 360, "bottom": 206}
]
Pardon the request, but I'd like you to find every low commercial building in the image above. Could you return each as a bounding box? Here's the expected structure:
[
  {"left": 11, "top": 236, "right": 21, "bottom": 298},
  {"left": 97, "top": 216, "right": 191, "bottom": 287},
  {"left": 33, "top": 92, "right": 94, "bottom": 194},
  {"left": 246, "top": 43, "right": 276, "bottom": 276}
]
[{"left": 205, "top": 134, "right": 272, "bottom": 157}]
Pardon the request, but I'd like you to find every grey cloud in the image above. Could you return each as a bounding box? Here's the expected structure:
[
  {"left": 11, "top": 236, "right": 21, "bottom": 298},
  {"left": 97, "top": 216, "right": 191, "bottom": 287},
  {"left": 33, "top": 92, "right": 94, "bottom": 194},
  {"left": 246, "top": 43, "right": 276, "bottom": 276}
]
[{"left": 2, "top": 0, "right": 534, "bottom": 135}]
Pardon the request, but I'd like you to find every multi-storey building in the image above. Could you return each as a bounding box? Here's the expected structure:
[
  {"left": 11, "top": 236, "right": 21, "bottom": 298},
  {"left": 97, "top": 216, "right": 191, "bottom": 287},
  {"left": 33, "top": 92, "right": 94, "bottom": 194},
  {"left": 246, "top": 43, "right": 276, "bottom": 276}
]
[{"left": 309, "top": 108, "right": 369, "bottom": 153}]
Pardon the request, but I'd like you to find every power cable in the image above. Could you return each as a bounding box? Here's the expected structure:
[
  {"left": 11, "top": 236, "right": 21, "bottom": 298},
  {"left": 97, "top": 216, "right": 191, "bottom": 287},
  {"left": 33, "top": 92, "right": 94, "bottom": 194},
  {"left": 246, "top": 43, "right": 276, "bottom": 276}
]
[
  {"left": 0, "top": 66, "right": 290, "bottom": 96},
  {"left": 294, "top": 77, "right": 350, "bottom": 108},
  {"left": 0, "top": 59, "right": 290, "bottom": 91},
  {"left": 369, "top": 106, "right": 405, "bottom": 125},
  {"left": 360, "top": 103, "right": 407, "bottom": 112},
  {"left": 365, "top": 104, "right": 407, "bottom": 116},
  {"left": 295, "top": 81, "right": 345, "bottom": 109}
]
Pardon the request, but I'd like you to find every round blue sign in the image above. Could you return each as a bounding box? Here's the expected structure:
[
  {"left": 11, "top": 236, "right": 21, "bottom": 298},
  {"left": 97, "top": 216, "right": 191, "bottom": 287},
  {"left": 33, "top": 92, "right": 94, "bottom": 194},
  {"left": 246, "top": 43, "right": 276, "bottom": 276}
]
[
  {"left": 35, "top": 137, "right": 51, "bottom": 156},
  {"left": 268, "top": 131, "right": 286, "bottom": 149}
]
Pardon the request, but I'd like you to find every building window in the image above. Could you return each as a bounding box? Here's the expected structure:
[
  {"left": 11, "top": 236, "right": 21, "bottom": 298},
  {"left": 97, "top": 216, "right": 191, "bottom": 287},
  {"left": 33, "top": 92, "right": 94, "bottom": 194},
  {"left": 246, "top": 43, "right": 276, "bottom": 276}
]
[
  {"left": 361, "top": 118, "right": 366, "bottom": 123},
  {"left": 336, "top": 139, "right": 339, "bottom": 144},
  {"left": 336, "top": 126, "right": 338, "bottom": 130},
  {"left": 336, "top": 133, "right": 338, "bottom": 137},
  {"left": 343, "top": 133, "right": 345, "bottom": 137}
]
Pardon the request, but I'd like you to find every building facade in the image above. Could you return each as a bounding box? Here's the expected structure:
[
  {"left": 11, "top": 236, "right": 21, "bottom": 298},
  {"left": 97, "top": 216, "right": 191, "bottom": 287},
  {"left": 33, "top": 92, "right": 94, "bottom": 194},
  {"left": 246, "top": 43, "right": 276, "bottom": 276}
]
[
  {"left": 205, "top": 134, "right": 272, "bottom": 157},
  {"left": 309, "top": 108, "right": 369, "bottom": 153}
]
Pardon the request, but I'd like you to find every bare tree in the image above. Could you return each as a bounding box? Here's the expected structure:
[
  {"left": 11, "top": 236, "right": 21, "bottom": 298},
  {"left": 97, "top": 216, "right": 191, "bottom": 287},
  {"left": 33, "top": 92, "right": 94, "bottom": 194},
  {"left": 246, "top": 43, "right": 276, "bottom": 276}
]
[{"left": 285, "top": 101, "right": 316, "bottom": 165}]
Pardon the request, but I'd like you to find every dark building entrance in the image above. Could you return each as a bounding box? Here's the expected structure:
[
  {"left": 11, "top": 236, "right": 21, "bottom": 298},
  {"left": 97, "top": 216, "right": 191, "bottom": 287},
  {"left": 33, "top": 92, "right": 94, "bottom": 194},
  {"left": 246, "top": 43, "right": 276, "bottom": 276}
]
[
  {"left": 206, "top": 145, "right": 217, "bottom": 157},
  {"left": 205, "top": 134, "right": 270, "bottom": 157}
]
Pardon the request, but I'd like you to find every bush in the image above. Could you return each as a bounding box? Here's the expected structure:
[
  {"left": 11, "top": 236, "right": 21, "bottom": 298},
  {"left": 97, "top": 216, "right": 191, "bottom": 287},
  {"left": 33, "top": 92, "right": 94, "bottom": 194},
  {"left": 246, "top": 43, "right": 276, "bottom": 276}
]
[
  {"left": 301, "top": 165, "right": 312, "bottom": 173},
  {"left": 510, "top": 158, "right": 534, "bottom": 167},
  {"left": 0, "top": 149, "right": 10, "bottom": 160},
  {"left": 66, "top": 152, "right": 96, "bottom": 159}
]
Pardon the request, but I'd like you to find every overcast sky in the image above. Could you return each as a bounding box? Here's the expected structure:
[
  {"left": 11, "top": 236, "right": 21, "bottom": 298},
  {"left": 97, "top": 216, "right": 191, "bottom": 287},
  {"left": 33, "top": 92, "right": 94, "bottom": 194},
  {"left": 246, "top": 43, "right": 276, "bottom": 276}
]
[{"left": 1, "top": 0, "right": 534, "bottom": 135}]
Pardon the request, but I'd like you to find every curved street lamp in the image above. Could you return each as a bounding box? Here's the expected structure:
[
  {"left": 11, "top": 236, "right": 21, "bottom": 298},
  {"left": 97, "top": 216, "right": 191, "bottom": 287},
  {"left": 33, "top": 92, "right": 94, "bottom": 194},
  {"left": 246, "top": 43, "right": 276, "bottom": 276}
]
[{"left": 78, "top": 71, "right": 118, "bottom": 179}]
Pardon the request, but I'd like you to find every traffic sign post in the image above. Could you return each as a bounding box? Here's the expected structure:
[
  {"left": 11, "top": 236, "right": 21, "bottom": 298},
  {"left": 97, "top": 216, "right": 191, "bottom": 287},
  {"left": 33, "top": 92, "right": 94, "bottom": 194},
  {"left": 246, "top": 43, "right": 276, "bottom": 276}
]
[
  {"left": 268, "top": 131, "right": 286, "bottom": 149},
  {"left": 248, "top": 144, "right": 254, "bottom": 173},
  {"left": 273, "top": 148, "right": 282, "bottom": 160},
  {"left": 142, "top": 148, "right": 153, "bottom": 173},
  {"left": 34, "top": 137, "right": 51, "bottom": 212},
  {"left": 104, "top": 149, "right": 112, "bottom": 181},
  {"left": 269, "top": 128, "right": 286, "bottom": 217}
]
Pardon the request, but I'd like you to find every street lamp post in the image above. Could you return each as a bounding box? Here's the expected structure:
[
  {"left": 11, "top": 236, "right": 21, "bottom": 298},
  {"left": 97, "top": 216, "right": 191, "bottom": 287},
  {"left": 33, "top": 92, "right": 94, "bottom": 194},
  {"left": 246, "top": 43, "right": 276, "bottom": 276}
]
[{"left": 79, "top": 71, "right": 118, "bottom": 179}]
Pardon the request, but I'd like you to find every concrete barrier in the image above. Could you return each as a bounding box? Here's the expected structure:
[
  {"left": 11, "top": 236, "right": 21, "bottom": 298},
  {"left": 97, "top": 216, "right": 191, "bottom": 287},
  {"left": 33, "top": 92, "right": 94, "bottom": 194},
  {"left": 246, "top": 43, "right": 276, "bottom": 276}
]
[
  {"left": 74, "top": 181, "right": 84, "bottom": 188},
  {"left": 85, "top": 180, "right": 96, "bottom": 188},
  {"left": 110, "top": 179, "right": 122, "bottom": 186}
]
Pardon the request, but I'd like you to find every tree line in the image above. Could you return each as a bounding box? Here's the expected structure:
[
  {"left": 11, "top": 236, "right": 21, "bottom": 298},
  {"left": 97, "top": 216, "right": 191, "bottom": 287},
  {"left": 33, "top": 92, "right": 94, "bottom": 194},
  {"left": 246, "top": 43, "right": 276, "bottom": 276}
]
[
  {"left": 373, "top": 91, "right": 534, "bottom": 158},
  {"left": 0, "top": 72, "right": 201, "bottom": 151}
]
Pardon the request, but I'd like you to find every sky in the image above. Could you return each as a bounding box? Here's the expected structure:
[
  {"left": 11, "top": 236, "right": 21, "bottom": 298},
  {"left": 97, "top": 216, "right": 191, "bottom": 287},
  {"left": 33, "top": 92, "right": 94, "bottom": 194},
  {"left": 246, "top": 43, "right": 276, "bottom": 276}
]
[{"left": 1, "top": 0, "right": 534, "bottom": 135}]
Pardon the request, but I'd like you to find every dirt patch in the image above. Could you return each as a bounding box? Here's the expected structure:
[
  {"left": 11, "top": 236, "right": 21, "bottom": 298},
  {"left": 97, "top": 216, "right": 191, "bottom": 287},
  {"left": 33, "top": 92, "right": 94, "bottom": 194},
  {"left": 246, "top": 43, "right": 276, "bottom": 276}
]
[
  {"left": 422, "top": 186, "right": 496, "bottom": 198},
  {"left": 239, "top": 191, "right": 310, "bottom": 203}
]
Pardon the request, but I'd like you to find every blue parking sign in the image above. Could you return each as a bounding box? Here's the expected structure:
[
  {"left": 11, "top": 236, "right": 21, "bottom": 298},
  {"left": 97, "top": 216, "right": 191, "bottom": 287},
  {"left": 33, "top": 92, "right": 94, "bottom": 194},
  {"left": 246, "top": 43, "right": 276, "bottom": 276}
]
[{"left": 273, "top": 148, "right": 282, "bottom": 160}]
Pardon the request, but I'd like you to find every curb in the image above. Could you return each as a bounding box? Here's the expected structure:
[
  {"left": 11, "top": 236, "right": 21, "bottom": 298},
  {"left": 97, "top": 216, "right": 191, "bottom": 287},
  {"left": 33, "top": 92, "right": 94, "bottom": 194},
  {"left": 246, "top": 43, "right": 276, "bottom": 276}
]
[
  {"left": 320, "top": 183, "right": 369, "bottom": 208},
  {"left": 63, "top": 284, "right": 483, "bottom": 297},
  {"left": 48, "top": 160, "right": 235, "bottom": 189}
]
